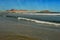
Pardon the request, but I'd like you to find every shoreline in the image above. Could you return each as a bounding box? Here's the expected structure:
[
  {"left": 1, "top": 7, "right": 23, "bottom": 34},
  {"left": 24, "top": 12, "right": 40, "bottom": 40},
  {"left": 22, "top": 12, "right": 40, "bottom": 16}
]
[{"left": 0, "top": 16, "right": 60, "bottom": 40}]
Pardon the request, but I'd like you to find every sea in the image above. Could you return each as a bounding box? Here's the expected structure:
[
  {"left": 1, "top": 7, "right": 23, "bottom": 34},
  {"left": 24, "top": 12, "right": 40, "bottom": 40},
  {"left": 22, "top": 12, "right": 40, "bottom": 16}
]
[{"left": 0, "top": 12, "right": 60, "bottom": 40}]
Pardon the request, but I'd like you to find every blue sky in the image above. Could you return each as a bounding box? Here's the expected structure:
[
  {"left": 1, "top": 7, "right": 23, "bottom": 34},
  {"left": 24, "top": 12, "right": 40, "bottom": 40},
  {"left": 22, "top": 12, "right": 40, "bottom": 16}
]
[{"left": 0, "top": 0, "right": 60, "bottom": 12}]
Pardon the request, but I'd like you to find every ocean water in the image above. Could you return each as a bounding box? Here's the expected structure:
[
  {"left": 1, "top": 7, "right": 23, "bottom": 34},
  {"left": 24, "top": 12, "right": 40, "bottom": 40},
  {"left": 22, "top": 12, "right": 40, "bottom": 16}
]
[
  {"left": 7, "top": 13, "right": 60, "bottom": 22},
  {"left": 0, "top": 13, "right": 60, "bottom": 40}
]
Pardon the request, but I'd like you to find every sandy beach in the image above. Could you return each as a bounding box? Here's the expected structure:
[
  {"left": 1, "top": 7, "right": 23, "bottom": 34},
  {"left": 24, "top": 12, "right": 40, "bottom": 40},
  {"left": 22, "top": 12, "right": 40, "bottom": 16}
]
[
  {"left": 0, "top": 16, "right": 60, "bottom": 40},
  {"left": 0, "top": 16, "right": 39, "bottom": 40}
]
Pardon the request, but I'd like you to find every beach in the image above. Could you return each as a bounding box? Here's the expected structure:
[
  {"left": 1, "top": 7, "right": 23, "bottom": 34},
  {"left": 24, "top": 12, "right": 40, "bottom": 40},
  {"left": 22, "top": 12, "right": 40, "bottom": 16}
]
[
  {"left": 0, "top": 16, "right": 60, "bottom": 40},
  {"left": 0, "top": 0, "right": 60, "bottom": 40}
]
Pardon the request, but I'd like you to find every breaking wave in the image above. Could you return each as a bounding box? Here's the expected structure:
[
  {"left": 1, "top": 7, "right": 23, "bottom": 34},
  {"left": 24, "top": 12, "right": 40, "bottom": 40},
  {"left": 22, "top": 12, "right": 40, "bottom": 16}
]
[{"left": 17, "top": 17, "right": 60, "bottom": 26}]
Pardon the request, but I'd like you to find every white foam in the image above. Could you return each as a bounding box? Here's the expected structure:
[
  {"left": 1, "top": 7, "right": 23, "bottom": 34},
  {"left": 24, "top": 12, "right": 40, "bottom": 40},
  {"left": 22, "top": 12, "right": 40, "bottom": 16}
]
[
  {"left": 17, "top": 17, "right": 60, "bottom": 26},
  {"left": 22, "top": 13, "right": 60, "bottom": 15}
]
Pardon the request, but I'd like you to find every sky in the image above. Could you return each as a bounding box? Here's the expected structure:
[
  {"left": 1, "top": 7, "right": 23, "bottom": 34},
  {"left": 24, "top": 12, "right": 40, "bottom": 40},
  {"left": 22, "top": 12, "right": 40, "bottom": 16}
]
[{"left": 0, "top": 0, "right": 60, "bottom": 12}]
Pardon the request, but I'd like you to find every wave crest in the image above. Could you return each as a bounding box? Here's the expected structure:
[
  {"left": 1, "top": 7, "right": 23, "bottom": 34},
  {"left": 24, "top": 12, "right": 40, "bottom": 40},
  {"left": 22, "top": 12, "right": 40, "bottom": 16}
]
[{"left": 17, "top": 17, "right": 60, "bottom": 26}]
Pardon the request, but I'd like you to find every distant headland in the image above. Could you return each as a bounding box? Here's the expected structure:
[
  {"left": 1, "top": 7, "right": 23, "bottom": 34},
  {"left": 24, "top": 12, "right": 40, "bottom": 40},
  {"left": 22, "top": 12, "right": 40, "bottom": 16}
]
[{"left": 1, "top": 9, "right": 60, "bottom": 13}]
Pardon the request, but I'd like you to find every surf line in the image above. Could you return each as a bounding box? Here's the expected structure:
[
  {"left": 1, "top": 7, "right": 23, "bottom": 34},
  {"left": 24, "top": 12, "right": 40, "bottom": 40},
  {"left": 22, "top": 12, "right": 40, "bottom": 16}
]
[
  {"left": 17, "top": 17, "right": 60, "bottom": 26},
  {"left": 22, "top": 13, "right": 60, "bottom": 15}
]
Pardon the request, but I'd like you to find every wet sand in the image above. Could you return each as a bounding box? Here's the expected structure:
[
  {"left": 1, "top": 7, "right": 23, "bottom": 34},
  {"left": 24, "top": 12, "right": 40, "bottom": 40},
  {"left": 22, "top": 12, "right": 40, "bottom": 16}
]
[
  {"left": 0, "top": 17, "right": 39, "bottom": 40},
  {"left": 0, "top": 33, "right": 38, "bottom": 40},
  {"left": 0, "top": 17, "right": 60, "bottom": 40}
]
